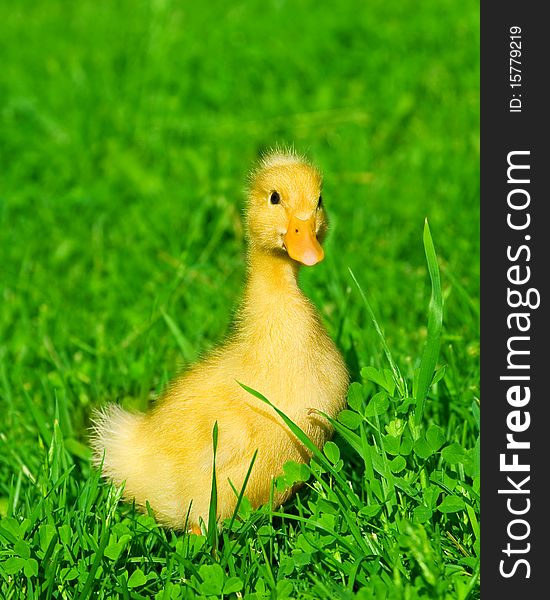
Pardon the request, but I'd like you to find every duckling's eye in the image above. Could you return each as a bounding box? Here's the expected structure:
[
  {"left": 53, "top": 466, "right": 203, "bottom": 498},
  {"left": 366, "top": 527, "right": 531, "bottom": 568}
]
[
  {"left": 317, "top": 195, "right": 323, "bottom": 209},
  {"left": 269, "top": 191, "right": 281, "bottom": 205}
]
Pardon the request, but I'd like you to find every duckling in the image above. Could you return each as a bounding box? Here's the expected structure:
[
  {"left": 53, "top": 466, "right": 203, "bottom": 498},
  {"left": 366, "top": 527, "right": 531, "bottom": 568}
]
[{"left": 91, "top": 149, "right": 349, "bottom": 532}]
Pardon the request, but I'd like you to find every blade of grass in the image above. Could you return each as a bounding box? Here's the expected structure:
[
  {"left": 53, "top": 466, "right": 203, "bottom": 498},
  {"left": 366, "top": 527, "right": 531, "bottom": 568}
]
[
  {"left": 161, "top": 310, "right": 196, "bottom": 363},
  {"left": 238, "top": 382, "right": 362, "bottom": 510},
  {"left": 21, "top": 388, "right": 52, "bottom": 446},
  {"left": 77, "top": 527, "right": 111, "bottom": 600},
  {"left": 207, "top": 421, "right": 219, "bottom": 546},
  {"left": 348, "top": 268, "right": 407, "bottom": 397},
  {"left": 273, "top": 510, "right": 370, "bottom": 558},
  {"left": 413, "top": 219, "right": 443, "bottom": 426},
  {"left": 225, "top": 449, "right": 258, "bottom": 534}
]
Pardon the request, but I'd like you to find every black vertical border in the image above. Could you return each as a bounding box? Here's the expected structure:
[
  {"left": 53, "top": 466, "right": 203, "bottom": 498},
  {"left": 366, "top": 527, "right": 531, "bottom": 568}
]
[{"left": 481, "top": 2, "right": 548, "bottom": 596}]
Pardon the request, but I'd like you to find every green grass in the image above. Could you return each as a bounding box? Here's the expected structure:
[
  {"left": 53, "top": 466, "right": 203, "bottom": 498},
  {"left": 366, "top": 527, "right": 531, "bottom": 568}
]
[{"left": 0, "top": 0, "right": 479, "bottom": 597}]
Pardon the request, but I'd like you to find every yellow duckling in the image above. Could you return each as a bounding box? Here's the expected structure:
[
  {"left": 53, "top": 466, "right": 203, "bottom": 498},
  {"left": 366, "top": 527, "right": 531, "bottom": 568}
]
[{"left": 91, "top": 149, "right": 349, "bottom": 532}]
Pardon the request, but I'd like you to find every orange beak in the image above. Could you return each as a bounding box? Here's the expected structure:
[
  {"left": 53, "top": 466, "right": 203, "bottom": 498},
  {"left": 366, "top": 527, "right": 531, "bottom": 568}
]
[{"left": 284, "top": 214, "right": 324, "bottom": 266}]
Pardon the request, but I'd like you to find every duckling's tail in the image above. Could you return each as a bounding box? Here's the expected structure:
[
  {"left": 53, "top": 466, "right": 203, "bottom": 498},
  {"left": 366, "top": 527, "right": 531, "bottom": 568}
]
[{"left": 90, "top": 404, "right": 144, "bottom": 487}]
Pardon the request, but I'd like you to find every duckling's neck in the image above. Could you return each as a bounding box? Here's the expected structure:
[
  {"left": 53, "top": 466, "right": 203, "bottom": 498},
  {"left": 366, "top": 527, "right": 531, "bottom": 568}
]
[
  {"left": 243, "top": 249, "right": 304, "bottom": 309},
  {"left": 235, "top": 248, "right": 317, "bottom": 355}
]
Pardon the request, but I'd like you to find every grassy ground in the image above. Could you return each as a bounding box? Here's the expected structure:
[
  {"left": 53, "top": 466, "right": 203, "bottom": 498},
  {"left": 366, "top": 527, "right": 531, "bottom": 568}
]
[{"left": 0, "top": 0, "right": 479, "bottom": 598}]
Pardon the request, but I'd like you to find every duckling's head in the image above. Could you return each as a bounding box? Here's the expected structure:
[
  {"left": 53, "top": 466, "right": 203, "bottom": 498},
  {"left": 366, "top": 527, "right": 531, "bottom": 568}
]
[{"left": 246, "top": 150, "right": 328, "bottom": 266}]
